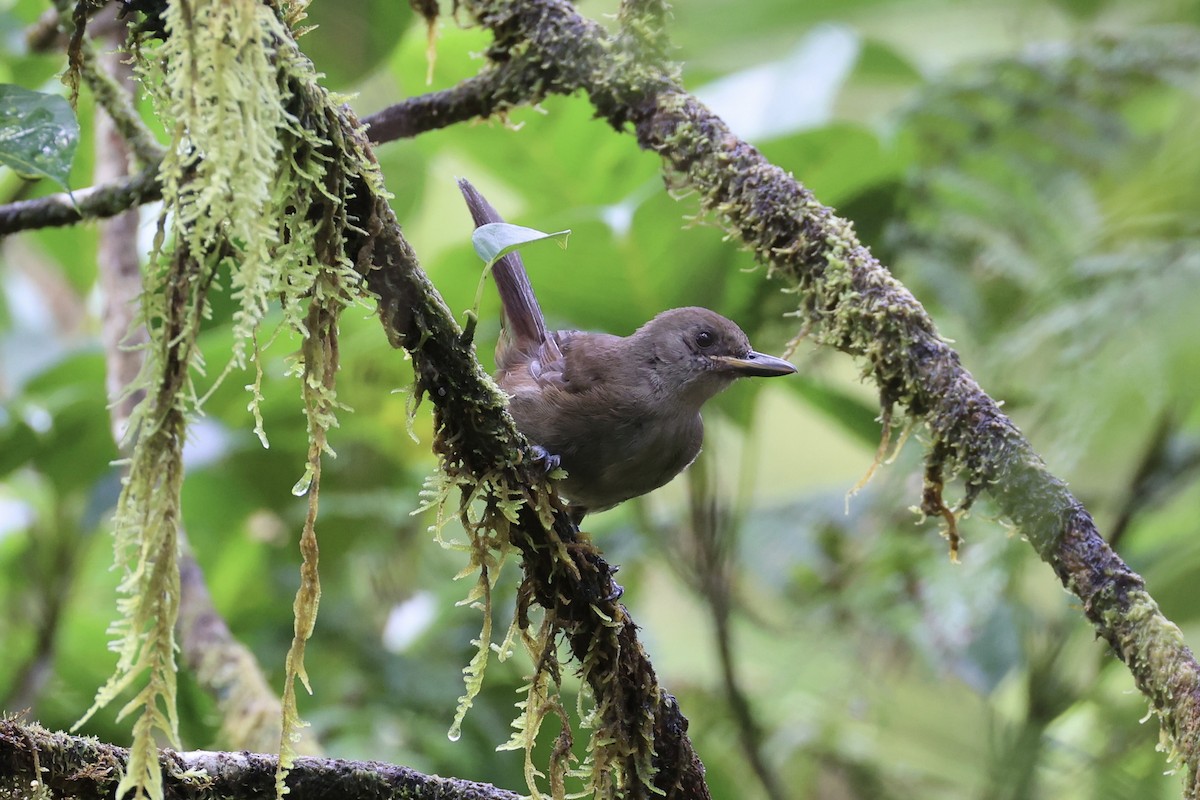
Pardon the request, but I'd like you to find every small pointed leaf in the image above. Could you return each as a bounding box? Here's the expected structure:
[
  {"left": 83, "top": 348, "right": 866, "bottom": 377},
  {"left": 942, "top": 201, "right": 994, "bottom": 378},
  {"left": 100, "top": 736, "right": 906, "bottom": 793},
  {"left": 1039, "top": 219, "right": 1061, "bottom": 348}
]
[
  {"left": 0, "top": 85, "right": 79, "bottom": 190},
  {"left": 471, "top": 222, "right": 570, "bottom": 266}
]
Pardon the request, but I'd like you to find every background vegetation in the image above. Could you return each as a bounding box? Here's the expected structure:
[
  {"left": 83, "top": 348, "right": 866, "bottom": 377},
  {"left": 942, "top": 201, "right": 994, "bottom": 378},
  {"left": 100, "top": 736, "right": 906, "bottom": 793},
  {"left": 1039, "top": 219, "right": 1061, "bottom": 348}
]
[{"left": 2, "top": 0, "right": 1199, "bottom": 797}]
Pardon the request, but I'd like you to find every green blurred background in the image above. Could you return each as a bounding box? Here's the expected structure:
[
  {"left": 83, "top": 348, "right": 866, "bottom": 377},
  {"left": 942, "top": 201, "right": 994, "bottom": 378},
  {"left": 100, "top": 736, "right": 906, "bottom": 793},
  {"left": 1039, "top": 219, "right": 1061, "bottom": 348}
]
[{"left": 2, "top": 0, "right": 1200, "bottom": 797}]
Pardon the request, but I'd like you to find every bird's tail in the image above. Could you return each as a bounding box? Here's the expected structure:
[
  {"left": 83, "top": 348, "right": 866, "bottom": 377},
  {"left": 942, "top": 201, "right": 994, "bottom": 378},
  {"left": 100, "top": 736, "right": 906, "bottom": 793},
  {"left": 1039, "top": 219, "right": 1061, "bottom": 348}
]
[{"left": 457, "top": 178, "right": 549, "bottom": 350}]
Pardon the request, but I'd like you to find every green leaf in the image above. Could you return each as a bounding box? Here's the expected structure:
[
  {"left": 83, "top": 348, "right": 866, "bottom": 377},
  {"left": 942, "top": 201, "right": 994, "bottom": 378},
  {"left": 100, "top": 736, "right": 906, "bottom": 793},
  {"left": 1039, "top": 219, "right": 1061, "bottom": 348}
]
[
  {"left": 0, "top": 84, "right": 79, "bottom": 189},
  {"left": 471, "top": 222, "right": 570, "bottom": 266}
]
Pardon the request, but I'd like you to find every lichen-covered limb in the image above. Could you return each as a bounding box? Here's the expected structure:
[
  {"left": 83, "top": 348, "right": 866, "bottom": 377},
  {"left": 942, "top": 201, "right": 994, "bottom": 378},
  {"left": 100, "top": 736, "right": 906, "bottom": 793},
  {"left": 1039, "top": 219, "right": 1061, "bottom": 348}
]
[
  {"left": 455, "top": 0, "right": 1200, "bottom": 790},
  {"left": 73, "top": 33, "right": 166, "bottom": 165},
  {"left": 0, "top": 719, "right": 521, "bottom": 800}
]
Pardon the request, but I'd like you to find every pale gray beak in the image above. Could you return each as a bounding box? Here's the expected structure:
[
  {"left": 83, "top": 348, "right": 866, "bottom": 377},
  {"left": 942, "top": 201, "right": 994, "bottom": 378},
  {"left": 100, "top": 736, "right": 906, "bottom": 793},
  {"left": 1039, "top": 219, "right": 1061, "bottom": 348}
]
[{"left": 712, "top": 351, "right": 797, "bottom": 377}]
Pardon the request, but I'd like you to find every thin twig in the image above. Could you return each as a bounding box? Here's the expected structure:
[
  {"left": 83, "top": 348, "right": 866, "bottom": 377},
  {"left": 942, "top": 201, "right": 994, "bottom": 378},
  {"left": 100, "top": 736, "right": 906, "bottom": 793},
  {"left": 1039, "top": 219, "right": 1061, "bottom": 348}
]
[
  {"left": 0, "top": 163, "right": 162, "bottom": 236},
  {"left": 684, "top": 464, "right": 788, "bottom": 800},
  {"left": 77, "top": 37, "right": 166, "bottom": 166},
  {"left": 363, "top": 65, "right": 531, "bottom": 145}
]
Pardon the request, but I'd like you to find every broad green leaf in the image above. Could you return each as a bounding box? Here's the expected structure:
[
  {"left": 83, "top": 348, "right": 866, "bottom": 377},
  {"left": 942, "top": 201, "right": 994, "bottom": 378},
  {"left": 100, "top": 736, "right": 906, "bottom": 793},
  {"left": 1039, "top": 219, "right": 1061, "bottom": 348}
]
[
  {"left": 471, "top": 222, "right": 570, "bottom": 266},
  {"left": 0, "top": 84, "right": 78, "bottom": 189}
]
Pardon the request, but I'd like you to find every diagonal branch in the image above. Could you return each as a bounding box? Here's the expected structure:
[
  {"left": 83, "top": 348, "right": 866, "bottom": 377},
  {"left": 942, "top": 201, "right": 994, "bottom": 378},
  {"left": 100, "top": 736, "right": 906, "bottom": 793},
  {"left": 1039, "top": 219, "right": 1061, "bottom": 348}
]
[
  {"left": 339, "top": 105, "right": 709, "bottom": 797},
  {"left": 75, "top": 35, "right": 166, "bottom": 166}
]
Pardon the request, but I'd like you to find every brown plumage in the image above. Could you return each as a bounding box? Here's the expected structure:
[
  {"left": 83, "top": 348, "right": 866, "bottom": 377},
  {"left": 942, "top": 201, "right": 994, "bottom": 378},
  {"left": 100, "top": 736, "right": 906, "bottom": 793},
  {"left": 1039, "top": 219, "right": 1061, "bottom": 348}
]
[{"left": 458, "top": 178, "right": 796, "bottom": 518}]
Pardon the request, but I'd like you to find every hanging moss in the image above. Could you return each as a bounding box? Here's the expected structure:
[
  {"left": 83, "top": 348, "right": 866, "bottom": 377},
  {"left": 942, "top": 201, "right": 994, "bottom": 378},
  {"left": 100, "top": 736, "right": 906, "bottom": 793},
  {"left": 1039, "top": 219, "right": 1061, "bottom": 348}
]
[{"left": 80, "top": 1, "right": 372, "bottom": 798}]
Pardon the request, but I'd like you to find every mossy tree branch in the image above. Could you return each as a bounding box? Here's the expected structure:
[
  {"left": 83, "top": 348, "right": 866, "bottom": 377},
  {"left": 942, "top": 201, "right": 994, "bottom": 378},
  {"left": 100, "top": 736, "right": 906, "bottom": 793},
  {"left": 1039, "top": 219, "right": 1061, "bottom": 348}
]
[
  {"left": 362, "top": 66, "right": 537, "bottom": 144},
  {"left": 0, "top": 719, "right": 521, "bottom": 800},
  {"left": 0, "top": 163, "right": 162, "bottom": 235}
]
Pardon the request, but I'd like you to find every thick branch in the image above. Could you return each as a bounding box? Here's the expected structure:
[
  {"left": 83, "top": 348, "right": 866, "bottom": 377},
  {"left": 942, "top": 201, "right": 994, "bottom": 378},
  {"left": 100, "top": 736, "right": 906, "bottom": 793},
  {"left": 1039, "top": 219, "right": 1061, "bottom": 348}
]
[
  {"left": 0, "top": 719, "right": 520, "bottom": 800},
  {"left": 622, "top": 98, "right": 1200, "bottom": 774}
]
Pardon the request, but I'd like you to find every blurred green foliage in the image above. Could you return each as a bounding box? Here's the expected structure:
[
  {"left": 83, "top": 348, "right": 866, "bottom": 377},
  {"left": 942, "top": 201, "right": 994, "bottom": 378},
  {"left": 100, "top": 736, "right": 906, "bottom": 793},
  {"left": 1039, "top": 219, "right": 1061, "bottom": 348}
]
[{"left": 1, "top": 0, "right": 1200, "bottom": 798}]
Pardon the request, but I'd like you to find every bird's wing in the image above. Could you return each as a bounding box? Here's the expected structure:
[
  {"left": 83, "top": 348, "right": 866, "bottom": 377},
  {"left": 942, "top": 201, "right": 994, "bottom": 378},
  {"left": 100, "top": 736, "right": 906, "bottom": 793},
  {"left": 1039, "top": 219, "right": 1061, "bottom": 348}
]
[
  {"left": 497, "top": 330, "right": 572, "bottom": 393},
  {"left": 498, "top": 330, "right": 628, "bottom": 396}
]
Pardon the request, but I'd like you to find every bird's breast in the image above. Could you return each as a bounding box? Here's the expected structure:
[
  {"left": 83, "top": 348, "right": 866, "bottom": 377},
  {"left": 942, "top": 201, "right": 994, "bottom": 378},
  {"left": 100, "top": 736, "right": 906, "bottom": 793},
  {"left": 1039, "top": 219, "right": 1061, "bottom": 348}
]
[{"left": 508, "top": 387, "right": 704, "bottom": 511}]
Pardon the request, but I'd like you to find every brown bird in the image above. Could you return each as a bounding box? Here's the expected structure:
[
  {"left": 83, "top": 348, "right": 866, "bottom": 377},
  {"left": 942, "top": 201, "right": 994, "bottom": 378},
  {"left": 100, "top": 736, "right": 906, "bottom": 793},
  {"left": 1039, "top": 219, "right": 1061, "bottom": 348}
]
[{"left": 458, "top": 179, "right": 796, "bottom": 519}]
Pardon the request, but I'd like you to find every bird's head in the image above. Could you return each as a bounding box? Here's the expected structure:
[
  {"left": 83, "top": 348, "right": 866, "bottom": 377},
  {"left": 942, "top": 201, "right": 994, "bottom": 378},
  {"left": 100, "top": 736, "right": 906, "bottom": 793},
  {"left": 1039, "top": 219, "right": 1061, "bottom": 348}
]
[{"left": 633, "top": 307, "right": 796, "bottom": 408}]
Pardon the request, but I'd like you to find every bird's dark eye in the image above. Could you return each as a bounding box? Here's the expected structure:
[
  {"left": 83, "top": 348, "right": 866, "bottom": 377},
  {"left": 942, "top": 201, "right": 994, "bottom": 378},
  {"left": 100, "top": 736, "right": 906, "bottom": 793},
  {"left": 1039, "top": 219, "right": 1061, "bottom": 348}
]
[{"left": 695, "top": 330, "right": 716, "bottom": 349}]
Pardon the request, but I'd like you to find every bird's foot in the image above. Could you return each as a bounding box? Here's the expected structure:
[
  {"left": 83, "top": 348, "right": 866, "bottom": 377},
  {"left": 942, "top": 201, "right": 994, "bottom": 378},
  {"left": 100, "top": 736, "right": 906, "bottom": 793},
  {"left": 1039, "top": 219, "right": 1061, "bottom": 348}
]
[
  {"left": 603, "top": 564, "right": 624, "bottom": 603},
  {"left": 528, "top": 444, "right": 562, "bottom": 473}
]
